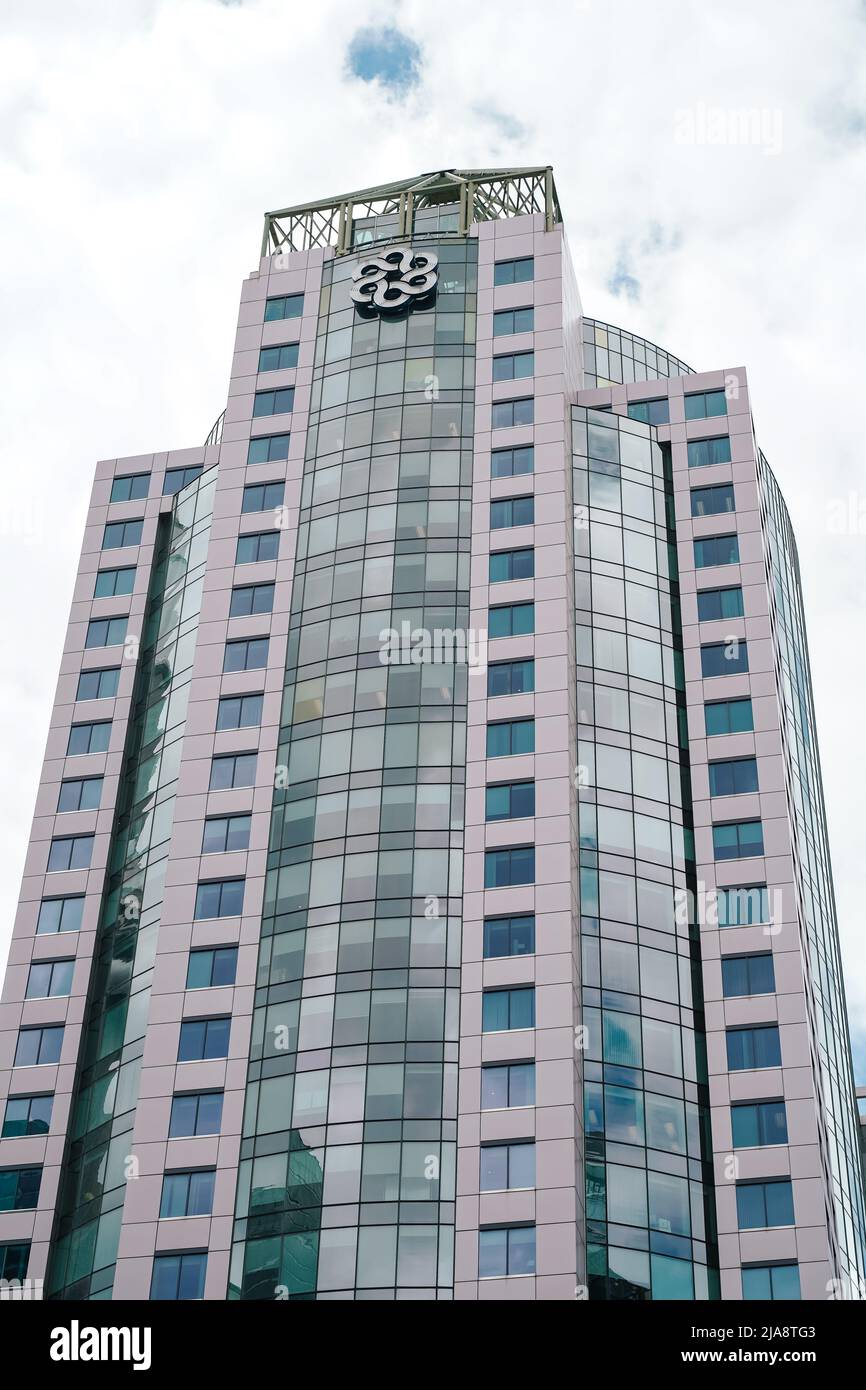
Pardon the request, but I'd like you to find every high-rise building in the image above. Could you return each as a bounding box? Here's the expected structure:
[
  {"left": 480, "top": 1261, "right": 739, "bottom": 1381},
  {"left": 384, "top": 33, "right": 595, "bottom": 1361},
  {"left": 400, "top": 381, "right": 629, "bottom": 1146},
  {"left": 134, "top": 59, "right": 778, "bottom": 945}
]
[{"left": 1, "top": 168, "right": 863, "bottom": 1303}]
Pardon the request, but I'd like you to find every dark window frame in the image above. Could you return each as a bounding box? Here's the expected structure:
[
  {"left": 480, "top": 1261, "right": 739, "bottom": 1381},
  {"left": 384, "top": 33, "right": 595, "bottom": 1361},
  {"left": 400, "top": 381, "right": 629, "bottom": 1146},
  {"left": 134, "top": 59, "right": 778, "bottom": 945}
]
[
  {"left": 109, "top": 473, "right": 150, "bottom": 504},
  {"left": 483, "top": 915, "right": 536, "bottom": 959},
  {"left": 193, "top": 879, "right": 245, "bottom": 920},
  {"left": 258, "top": 343, "right": 300, "bottom": 372},
  {"left": 493, "top": 306, "right": 535, "bottom": 337},
  {"left": 264, "top": 294, "right": 304, "bottom": 322},
  {"left": 76, "top": 667, "right": 120, "bottom": 700},
  {"left": 101, "top": 518, "right": 144, "bottom": 550},
  {"left": 491, "top": 446, "right": 534, "bottom": 479},
  {"left": 247, "top": 434, "right": 290, "bottom": 466},
  {"left": 687, "top": 435, "right": 732, "bottom": 468},
  {"left": 491, "top": 397, "right": 535, "bottom": 429},
  {"left": 483, "top": 845, "right": 536, "bottom": 888},
  {"left": 493, "top": 257, "right": 534, "bottom": 286},
  {"left": 209, "top": 752, "right": 257, "bottom": 790},
  {"left": 487, "top": 659, "right": 535, "bottom": 697}
]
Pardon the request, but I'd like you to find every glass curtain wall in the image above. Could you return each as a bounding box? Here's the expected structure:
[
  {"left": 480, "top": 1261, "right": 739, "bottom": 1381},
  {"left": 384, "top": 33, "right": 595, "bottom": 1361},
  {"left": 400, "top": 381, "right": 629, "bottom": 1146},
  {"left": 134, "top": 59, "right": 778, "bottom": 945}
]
[
  {"left": 582, "top": 320, "right": 693, "bottom": 389},
  {"left": 46, "top": 468, "right": 217, "bottom": 1298},
  {"left": 572, "top": 407, "right": 718, "bottom": 1300},
  {"left": 758, "top": 452, "right": 866, "bottom": 1292},
  {"left": 230, "top": 239, "right": 477, "bottom": 1299}
]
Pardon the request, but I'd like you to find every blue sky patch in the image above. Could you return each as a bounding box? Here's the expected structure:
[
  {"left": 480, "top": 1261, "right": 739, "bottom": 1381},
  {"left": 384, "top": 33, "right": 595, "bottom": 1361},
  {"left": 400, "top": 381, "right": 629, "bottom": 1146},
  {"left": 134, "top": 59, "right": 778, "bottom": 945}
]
[
  {"left": 607, "top": 255, "right": 641, "bottom": 302},
  {"left": 346, "top": 25, "right": 422, "bottom": 96}
]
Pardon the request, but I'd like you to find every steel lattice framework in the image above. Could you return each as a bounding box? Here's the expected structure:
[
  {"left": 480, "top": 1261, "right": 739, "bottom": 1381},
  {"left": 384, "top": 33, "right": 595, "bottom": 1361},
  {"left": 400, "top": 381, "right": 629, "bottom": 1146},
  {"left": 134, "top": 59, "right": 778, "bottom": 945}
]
[{"left": 261, "top": 167, "right": 562, "bottom": 258}]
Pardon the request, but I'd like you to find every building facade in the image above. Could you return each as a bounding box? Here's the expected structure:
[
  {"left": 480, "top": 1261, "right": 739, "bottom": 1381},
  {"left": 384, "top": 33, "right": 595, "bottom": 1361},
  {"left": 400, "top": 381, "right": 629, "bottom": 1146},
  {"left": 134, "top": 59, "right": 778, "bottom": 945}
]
[{"left": 1, "top": 168, "right": 863, "bottom": 1302}]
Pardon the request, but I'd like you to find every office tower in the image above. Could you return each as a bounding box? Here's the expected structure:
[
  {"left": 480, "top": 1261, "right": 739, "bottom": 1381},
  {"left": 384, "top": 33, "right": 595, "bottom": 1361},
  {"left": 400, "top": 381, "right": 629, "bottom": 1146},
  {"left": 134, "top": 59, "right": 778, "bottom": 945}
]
[
  {"left": 1, "top": 168, "right": 863, "bottom": 1302},
  {"left": 858, "top": 1086, "right": 866, "bottom": 1204}
]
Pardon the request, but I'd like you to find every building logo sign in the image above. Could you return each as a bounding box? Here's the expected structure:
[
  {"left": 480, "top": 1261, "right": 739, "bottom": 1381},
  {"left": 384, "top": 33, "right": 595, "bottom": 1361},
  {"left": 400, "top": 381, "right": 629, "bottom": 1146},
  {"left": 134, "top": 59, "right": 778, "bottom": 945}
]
[{"left": 350, "top": 245, "right": 439, "bottom": 314}]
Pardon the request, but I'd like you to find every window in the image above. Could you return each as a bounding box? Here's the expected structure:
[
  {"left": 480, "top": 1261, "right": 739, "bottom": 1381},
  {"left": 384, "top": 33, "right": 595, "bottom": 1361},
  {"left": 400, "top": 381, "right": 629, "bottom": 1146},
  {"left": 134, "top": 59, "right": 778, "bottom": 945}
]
[
  {"left": 94, "top": 566, "right": 135, "bottom": 598},
  {"left": 481, "top": 1062, "right": 535, "bottom": 1109},
  {"left": 110, "top": 474, "right": 149, "bottom": 503},
  {"left": 483, "top": 915, "right": 535, "bottom": 958},
  {"left": 76, "top": 667, "right": 119, "bottom": 700},
  {"left": 242, "top": 481, "right": 285, "bottom": 513},
  {"left": 478, "top": 1226, "right": 535, "bottom": 1277},
  {"left": 701, "top": 640, "right": 748, "bottom": 677},
  {"left": 102, "top": 519, "right": 143, "bottom": 549},
  {"left": 0, "top": 1244, "right": 30, "bottom": 1281},
  {"left": 717, "top": 885, "right": 769, "bottom": 927},
  {"left": 493, "top": 257, "right": 533, "bottom": 286},
  {"left": 253, "top": 388, "right": 294, "bottom": 418},
  {"left": 223, "top": 637, "right": 269, "bottom": 672},
  {"left": 85, "top": 616, "right": 128, "bottom": 648},
  {"left": 487, "top": 659, "right": 534, "bottom": 697},
  {"left": 731, "top": 1099, "right": 787, "bottom": 1147},
  {"left": 47, "top": 835, "right": 93, "bottom": 872},
  {"left": 0, "top": 1168, "right": 41, "bottom": 1212},
  {"left": 691, "top": 483, "right": 735, "bottom": 517},
  {"left": 490, "top": 496, "right": 534, "bottom": 529},
  {"left": 209, "top": 753, "right": 257, "bottom": 790},
  {"left": 627, "top": 398, "right": 669, "bottom": 426},
  {"left": 697, "top": 586, "right": 743, "bottom": 621},
  {"left": 493, "top": 351, "right": 534, "bottom": 382},
  {"left": 685, "top": 389, "right": 728, "bottom": 420},
  {"left": 489, "top": 603, "right": 534, "bottom": 638},
  {"left": 194, "top": 879, "right": 245, "bottom": 919},
  {"left": 236, "top": 531, "right": 279, "bottom": 564},
  {"left": 150, "top": 1251, "right": 208, "bottom": 1300},
  {"left": 264, "top": 293, "right": 304, "bottom": 321},
  {"left": 67, "top": 721, "right": 111, "bottom": 756},
  {"left": 26, "top": 959, "right": 74, "bottom": 999},
  {"left": 709, "top": 758, "right": 759, "bottom": 795},
  {"left": 57, "top": 776, "right": 103, "bottom": 812},
  {"left": 694, "top": 534, "right": 739, "bottom": 568},
  {"left": 480, "top": 1142, "right": 535, "bottom": 1191},
  {"left": 741, "top": 1263, "right": 800, "bottom": 1301},
  {"left": 713, "top": 820, "right": 764, "bottom": 860},
  {"left": 215, "top": 695, "right": 263, "bottom": 732},
  {"left": 491, "top": 446, "right": 534, "bottom": 478},
  {"left": 485, "top": 781, "right": 535, "bottom": 821},
  {"left": 485, "top": 846, "right": 535, "bottom": 888},
  {"left": 14, "top": 1025, "right": 64, "bottom": 1066},
  {"left": 722, "top": 954, "right": 775, "bottom": 997},
  {"left": 492, "top": 398, "right": 534, "bottom": 429},
  {"left": 160, "top": 1170, "right": 215, "bottom": 1219},
  {"left": 247, "top": 434, "right": 290, "bottom": 465},
  {"left": 201, "top": 814, "right": 251, "bottom": 855},
  {"left": 486, "top": 719, "right": 535, "bottom": 758},
  {"left": 177, "top": 1017, "right": 230, "bottom": 1063},
  {"left": 737, "top": 1180, "right": 794, "bottom": 1230},
  {"left": 37, "top": 896, "right": 84, "bottom": 935},
  {"left": 705, "top": 698, "right": 753, "bottom": 736},
  {"left": 687, "top": 436, "right": 732, "bottom": 468},
  {"left": 482, "top": 987, "right": 535, "bottom": 1032},
  {"left": 259, "top": 343, "right": 299, "bottom": 371},
  {"left": 489, "top": 548, "right": 534, "bottom": 583},
  {"left": 727, "top": 1025, "right": 782, "bottom": 1071},
  {"left": 163, "top": 465, "right": 203, "bottom": 496},
  {"left": 229, "top": 583, "right": 275, "bottom": 618},
  {"left": 169, "top": 1092, "right": 224, "bottom": 1139},
  {"left": 493, "top": 307, "right": 534, "bottom": 336},
  {"left": 1, "top": 1095, "right": 52, "bottom": 1139},
  {"left": 187, "top": 947, "right": 239, "bottom": 989}
]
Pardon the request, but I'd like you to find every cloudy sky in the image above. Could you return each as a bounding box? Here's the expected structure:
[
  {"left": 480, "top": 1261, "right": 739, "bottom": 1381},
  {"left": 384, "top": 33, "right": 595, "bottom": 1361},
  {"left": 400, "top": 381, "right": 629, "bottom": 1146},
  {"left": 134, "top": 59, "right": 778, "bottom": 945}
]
[{"left": 2, "top": 0, "right": 866, "bottom": 1068}]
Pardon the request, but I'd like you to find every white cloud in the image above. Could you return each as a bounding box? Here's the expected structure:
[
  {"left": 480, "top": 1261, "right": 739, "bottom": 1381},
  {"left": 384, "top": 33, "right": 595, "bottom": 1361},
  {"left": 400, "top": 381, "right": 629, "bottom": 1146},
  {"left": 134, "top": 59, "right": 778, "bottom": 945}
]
[{"left": 2, "top": 0, "right": 866, "bottom": 1068}]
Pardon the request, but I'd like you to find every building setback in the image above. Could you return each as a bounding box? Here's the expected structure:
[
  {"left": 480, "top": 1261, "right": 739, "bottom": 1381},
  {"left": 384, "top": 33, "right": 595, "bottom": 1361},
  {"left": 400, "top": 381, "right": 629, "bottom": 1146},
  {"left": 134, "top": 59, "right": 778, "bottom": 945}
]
[{"left": 0, "top": 168, "right": 864, "bottom": 1302}]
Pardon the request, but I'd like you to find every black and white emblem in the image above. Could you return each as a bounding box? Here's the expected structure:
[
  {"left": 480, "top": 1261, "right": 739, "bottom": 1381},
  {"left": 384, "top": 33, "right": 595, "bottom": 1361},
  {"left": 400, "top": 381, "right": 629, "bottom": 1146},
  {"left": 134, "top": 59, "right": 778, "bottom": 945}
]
[{"left": 350, "top": 245, "right": 439, "bottom": 313}]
